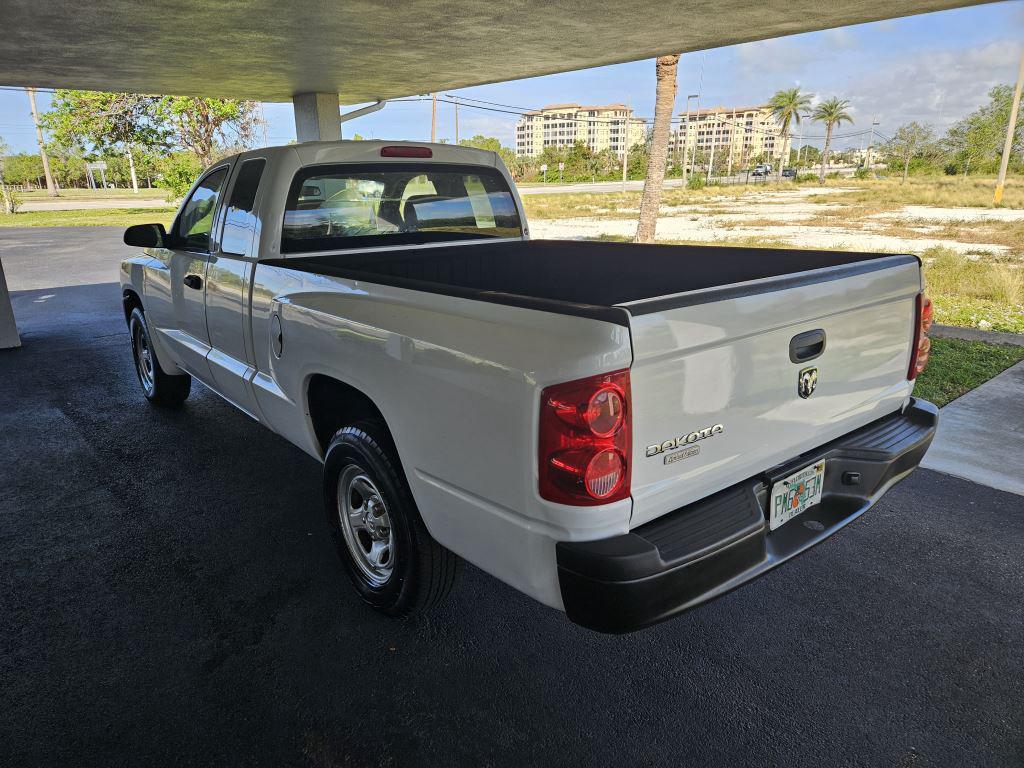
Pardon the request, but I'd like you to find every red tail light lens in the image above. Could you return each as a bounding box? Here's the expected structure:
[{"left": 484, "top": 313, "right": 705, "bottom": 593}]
[
  {"left": 380, "top": 145, "right": 432, "bottom": 158},
  {"left": 908, "top": 293, "right": 933, "bottom": 380},
  {"left": 539, "top": 370, "right": 631, "bottom": 505}
]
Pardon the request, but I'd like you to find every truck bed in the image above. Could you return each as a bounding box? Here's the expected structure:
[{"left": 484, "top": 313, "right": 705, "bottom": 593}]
[{"left": 266, "top": 240, "right": 917, "bottom": 324}]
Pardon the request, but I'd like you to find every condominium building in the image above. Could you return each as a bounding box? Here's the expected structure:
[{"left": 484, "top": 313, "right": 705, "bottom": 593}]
[
  {"left": 514, "top": 103, "right": 648, "bottom": 158},
  {"left": 672, "top": 105, "right": 791, "bottom": 168}
]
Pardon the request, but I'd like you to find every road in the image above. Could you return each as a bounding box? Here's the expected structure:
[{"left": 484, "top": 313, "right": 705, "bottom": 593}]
[{"left": 2, "top": 227, "right": 1022, "bottom": 767}]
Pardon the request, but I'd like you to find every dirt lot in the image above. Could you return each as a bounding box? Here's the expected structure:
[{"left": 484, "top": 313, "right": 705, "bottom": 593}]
[{"left": 529, "top": 186, "right": 1024, "bottom": 256}]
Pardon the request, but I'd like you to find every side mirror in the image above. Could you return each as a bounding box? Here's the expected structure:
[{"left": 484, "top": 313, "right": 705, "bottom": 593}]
[{"left": 124, "top": 223, "right": 168, "bottom": 248}]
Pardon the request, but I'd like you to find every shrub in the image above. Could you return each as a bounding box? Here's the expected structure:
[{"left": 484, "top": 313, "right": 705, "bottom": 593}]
[
  {"left": 686, "top": 174, "right": 705, "bottom": 190},
  {"left": 0, "top": 185, "right": 21, "bottom": 214},
  {"left": 156, "top": 152, "right": 202, "bottom": 202},
  {"left": 853, "top": 167, "right": 871, "bottom": 180}
]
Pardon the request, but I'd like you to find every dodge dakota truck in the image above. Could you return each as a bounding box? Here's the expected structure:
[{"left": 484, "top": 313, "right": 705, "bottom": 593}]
[{"left": 120, "top": 140, "right": 937, "bottom": 633}]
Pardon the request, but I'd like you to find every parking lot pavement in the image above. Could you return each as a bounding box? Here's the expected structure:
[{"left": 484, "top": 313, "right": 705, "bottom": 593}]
[{"left": 2, "top": 228, "right": 1023, "bottom": 768}]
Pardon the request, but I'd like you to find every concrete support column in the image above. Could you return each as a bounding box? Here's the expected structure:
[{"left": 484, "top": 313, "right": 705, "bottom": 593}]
[
  {"left": 0, "top": 256, "right": 21, "bottom": 349},
  {"left": 293, "top": 92, "right": 341, "bottom": 142}
]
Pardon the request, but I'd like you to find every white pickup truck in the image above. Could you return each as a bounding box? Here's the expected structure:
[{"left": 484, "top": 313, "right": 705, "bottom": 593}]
[{"left": 120, "top": 140, "right": 937, "bottom": 633}]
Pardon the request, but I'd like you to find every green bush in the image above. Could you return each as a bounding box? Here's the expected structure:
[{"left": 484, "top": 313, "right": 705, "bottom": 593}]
[
  {"left": 686, "top": 174, "right": 705, "bottom": 190},
  {"left": 853, "top": 167, "right": 871, "bottom": 180},
  {"left": 156, "top": 152, "right": 202, "bottom": 202}
]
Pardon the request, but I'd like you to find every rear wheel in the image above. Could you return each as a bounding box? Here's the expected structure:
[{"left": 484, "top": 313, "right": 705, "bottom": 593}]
[
  {"left": 324, "top": 421, "right": 459, "bottom": 616},
  {"left": 129, "top": 307, "right": 191, "bottom": 407}
]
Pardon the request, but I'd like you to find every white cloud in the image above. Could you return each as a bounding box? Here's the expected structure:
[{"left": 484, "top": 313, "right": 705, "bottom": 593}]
[{"left": 846, "top": 39, "right": 1024, "bottom": 133}]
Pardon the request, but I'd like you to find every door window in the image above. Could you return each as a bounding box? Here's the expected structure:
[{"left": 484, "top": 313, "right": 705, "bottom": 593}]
[
  {"left": 221, "top": 159, "right": 266, "bottom": 255},
  {"left": 177, "top": 168, "right": 228, "bottom": 251}
]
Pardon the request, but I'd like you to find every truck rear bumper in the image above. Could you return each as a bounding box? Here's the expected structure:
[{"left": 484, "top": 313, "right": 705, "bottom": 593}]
[{"left": 556, "top": 398, "right": 938, "bottom": 633}]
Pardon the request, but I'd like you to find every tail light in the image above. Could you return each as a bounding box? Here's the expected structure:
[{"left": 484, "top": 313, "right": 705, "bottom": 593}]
[
  {"left": 539, "top": 370, "right": 631, "bottom": 505},
  {"left": 908, "top": 292, "right": 933, "bottom": 380}
]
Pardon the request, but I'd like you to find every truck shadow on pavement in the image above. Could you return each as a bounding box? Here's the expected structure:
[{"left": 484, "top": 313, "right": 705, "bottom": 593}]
[{"left": 2, "top": 281, "right": 1022, "bottom": 767}]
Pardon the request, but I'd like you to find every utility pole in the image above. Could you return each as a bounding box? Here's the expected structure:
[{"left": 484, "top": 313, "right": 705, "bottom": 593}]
[
  {"left": 26, "top": 88, "right": 57, "bottom": 197},
  {"left": 706, "top": 111, "right": 717, "bottom": 183},
  {"left": 621, "top": 104, "right": 630, "bottom": 192},
  {"left": 453, "top": 96, "right": 460, "bottom": 144},
  {"left": 431, "top": 93, "right": 437, "bottom": 143},
  {"left": 681, "top": 94, "right": 698, "bottom": 185},
  {"left": 726, "top": 108, "right": 736, "bottom": 180},
  {"left": 995, "top": 52, "right": 1024, "bottom": 205},
  {"left": 865, "top": 116, "right": 880, "bottom": 177}
]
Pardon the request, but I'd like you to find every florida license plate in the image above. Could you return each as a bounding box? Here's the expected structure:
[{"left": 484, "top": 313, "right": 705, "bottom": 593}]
[{"left": 769, "top": 461, "right": 826, "bottom": 531}]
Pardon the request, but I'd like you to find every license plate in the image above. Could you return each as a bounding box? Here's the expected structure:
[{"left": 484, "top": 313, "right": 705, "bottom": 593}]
[{"left": 769, "top": 460, "right": 826, "bottom": 531}]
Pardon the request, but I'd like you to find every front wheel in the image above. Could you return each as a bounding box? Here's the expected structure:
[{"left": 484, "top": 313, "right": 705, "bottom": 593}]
[
  {"left": 129, "top": 307, "right": 191, "bottom": 407},
  {"left": 324, "top": 421, "right": 459, "bottom": 616}
]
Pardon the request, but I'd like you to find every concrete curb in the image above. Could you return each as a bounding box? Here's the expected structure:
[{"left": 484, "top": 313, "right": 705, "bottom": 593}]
[{"left": 930, "top": 324, "right": 1024, "bottom": 347}]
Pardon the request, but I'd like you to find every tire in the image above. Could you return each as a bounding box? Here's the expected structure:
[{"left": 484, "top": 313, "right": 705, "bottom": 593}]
[
  {"left": 128, "top": 307, "right": 191, "bottom": 407},
  {"left": 323, "top": 420, "right": 459, "bottom": 616}
]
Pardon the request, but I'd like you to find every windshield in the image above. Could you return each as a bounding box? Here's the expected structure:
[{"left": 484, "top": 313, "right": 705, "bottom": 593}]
[{"left": 281, "top": 163, "right": 523, "bottom": 253}]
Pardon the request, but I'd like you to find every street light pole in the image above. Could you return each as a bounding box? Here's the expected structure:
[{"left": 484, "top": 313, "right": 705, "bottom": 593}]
[{"left": 995, "top": 52, "right": 1024, "bottom": 205}]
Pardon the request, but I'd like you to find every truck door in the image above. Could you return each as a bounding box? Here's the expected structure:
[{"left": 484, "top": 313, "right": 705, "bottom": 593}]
[
  {"left": 146, "top": 165, "right": 230, "bottom": 383},
  {"left": 203, "top": 157, "right": 267, "bottom": 419}
]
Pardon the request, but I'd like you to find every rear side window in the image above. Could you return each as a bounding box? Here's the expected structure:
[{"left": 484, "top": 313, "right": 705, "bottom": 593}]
[
  {"left": 221, "top": 159, "right": 266, "bottom": 255},
  {"left": 281, "top": 163, "right": 522, "bottom": 253},
  {"left": 177, "top": 168, "right": 228, "bottom": 251}
]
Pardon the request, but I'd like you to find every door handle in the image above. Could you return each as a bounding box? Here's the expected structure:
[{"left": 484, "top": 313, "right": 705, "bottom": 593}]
[
  {"left": 790, "top": 329, "right": 826, "bottom": 363},
  {"left": 183, "top": 274, "right": 203, "bottom": 290}
]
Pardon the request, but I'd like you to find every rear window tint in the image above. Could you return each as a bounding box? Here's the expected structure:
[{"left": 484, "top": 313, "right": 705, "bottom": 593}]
[{"left": 281, "top": 163, "right": 522, "bottom": 253}]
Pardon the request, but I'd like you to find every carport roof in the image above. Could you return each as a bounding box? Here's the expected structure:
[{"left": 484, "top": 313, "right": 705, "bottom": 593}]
[{"left": 1, "top": 0, "right": 994, "bottom": 102}]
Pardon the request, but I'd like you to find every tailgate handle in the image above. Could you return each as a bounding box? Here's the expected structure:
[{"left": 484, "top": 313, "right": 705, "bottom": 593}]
[{"left": 790, "top": 329, "right": 826, "bottom": 363}]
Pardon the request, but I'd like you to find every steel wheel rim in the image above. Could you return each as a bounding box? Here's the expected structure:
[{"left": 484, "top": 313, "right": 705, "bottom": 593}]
[
  {"left": 132, "top": 321, "right": 155, "bottom": 394},
  {"left": 337, "top": 465, "right": 395, "bottom": 587}
]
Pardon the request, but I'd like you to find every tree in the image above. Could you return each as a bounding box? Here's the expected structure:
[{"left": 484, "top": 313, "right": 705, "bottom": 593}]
[
  {"left": 42, "top": 90, "right": 168, "bottom": 193},
  {"left": 812, "top": 98, "right": 854, "bottom": 183},
  {"left": 156, "top": 97, "right": 260, "bottom": 168},
  {"left": 2, "top": 153, "right": 44, "bottom": 188},
  {"left": 459, "top": 134, "right": 520, "bottom": 175},
  {"left": 768, "top": 87, "right": 812, "bottom": 181},
  {"left": 885, "top": 122, "right": 935, "bottom": 183},
  {"left": 635, "top": 53, "right": 680, "bottom": 243},
  {"left": 942, "top": 84, "right": 1023, "bottom": 176}
]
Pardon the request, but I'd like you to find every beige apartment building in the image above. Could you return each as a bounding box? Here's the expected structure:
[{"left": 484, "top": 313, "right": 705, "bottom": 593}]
[
  {"left": 515, "top": 104, "right": 648, "bottom": 158},
  {"left": 672, "top": 105, "right": 791, "bottom": 168}
]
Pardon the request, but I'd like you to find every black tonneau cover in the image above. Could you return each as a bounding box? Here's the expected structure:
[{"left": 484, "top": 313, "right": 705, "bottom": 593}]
[{"left": 263, "top": 240, "right": 917, "bottom": 326}]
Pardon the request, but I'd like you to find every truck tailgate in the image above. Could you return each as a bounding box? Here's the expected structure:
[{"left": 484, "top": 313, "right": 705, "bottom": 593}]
[{"left": 624, "top": 256, "right": 921, "bottom": 527}]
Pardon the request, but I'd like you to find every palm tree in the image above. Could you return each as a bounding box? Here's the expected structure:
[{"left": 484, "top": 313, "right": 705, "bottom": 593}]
[
  {"left": 768, "top": 87, "right": 812, "bottom": 182},
  {"left": 635, "top": 54, "right": 680, "bottom": 243},
  {"left": 812, "top": 98, "right": 854, "bottom": 183}
]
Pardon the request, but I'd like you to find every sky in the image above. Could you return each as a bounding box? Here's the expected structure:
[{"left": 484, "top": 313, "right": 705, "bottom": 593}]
[{"left": 1, "top": 1, "right": 1022, "bottom": 155}]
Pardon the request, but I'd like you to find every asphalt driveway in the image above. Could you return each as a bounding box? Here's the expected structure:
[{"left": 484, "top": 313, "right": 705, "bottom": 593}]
[{"left": 1, "top": 228, "right": 1022, "bottom": 767}]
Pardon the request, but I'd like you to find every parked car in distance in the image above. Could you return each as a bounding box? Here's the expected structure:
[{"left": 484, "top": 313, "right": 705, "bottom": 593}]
[
  {"left": 751, "top": 164, "right": 773, "bottom": 176},
  {"left": 120, "top": 140, "right": 937, "bottom": 633},
  {"left": 782, "top": 168, "right": 797, "bottom": 178}
]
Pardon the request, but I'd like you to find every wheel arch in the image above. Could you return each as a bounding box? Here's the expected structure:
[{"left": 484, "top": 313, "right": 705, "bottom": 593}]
[
  {"left": 306, "top": 373, "right": 397, "bottom": 459},
  {"left": 122, "top": 287, "right": 143, "bottom": 325}
]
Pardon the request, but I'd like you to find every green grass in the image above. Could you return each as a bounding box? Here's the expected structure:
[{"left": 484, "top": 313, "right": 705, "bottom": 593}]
[
  {"left": 0, "top": 207, "right": 175, "bottom": 228},
  {"left": 913, "top": 337, "right": 1024, "bottom": 407}
]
